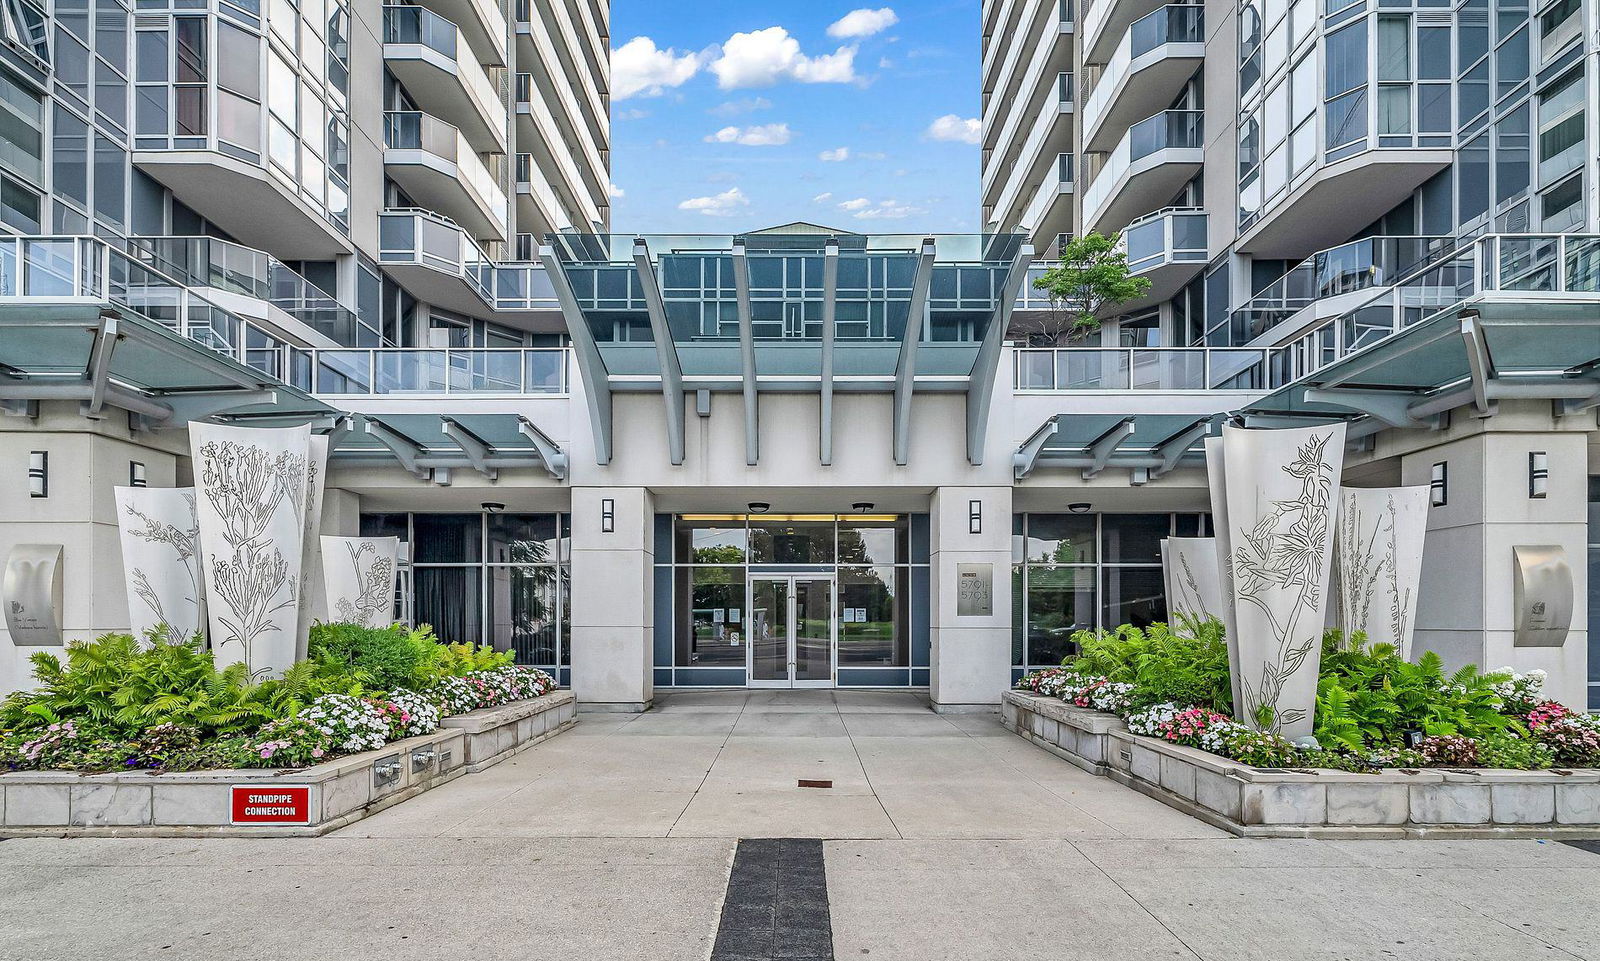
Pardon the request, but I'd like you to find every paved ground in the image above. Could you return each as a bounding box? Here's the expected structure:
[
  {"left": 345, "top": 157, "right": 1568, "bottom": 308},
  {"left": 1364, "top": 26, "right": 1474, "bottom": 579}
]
[{"left": 1, "top": 690, "right": 1599, "bottom": 960}]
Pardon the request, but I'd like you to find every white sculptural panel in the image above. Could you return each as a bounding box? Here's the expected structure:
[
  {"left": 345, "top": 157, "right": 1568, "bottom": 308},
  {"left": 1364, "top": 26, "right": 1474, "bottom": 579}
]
[{"left": 114, "top": 486, "right": 206, "bottom": 644}]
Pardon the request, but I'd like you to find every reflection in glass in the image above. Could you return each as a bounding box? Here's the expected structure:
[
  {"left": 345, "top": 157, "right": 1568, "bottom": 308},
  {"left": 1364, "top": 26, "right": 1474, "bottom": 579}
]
[
  {"left": 488, "top": 566, "right": 557, "bottom": 664},
  {"left": 1023, "top": 514, "right": 1096, "bottom": 564},
  {"left": 1102, "top": 566, "right": 1166, "bottom": 629},
  {"left": 794, "top": 579, "right": 832, "bottom": 681},
  {"left": 674, "top": 520, "right": 748, "bottom": 563},
  {"left": 1100, "top": 514, "right": 1169, "bottom": 563},
  {"left": 750, "top": 521, "right": 835, "bottom": 564},
  {"left": 838, "top": 517, "right": 907, "bottom": 566},
  {"left": 839, "top": 566, "right": 906, "bottom": 666},
  {"left": 414, "top": 567, "right": 481, "bottom": 644},
  {"left": 412, "top": 513, "right": 481, "bottom": 562},
  {"left": 750, "top": 578, "right": 788, "bottom": 681},
  {"left": 677, "top": 566, "right": 746, "bottom": 667},
  {"left": 1025, "top": 566, "right": 1094, "bottom": 666},
  {"left": 487, "top": 513, "right": 558, "bottom": 564}
]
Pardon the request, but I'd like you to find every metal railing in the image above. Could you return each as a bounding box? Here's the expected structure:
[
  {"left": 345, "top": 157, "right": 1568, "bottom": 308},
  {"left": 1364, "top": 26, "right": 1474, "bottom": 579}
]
[
  {"left": 377, "top": 208, "right": 562, "bottom": 312},
  {"left": 1124, "top": 207, "right": 1207, "bottom": 274},
  {"left": 1013, "top": 347, "right": 1269, "bottom": 390},
  {"left": 293, "top": 347, "right": 570, "bottom": 395},
  {"left": 1265, "top": 233, "right": 1600, "bottom": 387},
  {"left": 1217, "top": 235, "right": 1454, "bottom": 347},
  {"left": 1083, "top": 6, "right": 1202, "bottom": 134},
  {"left": 382, "top": 5, "right": 505, "bottom": 140},
  {"left": 1082, "top": 109, "right": 1202, "bottom": 222},
  {"left": 383, "top": 111, "right": 508, "bottom": 225}
]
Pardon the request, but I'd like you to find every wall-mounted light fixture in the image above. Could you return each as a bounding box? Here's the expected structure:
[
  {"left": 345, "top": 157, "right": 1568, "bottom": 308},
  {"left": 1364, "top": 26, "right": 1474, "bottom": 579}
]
[
  {"left": 968, "top": 499, "right": 982, "bottom": 534},
  {"left": 600, "top": 498, "right": 615, "bottom": 533},
  {"left": 1528, "top": 451, "right": 1548, "bottom": 499},
  {"left": 129, "top": 461, "right": 147, "bottom": 487},
  {"left": 28, "top": 451, "right": 47, "bottom": 497},
  {"left": 1429, "top": 462, "right": 1448, "bottom": 507}
]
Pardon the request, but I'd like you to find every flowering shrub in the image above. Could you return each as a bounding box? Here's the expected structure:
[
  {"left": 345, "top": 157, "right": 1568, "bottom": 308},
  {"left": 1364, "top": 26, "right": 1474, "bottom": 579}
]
[
  {"left": 1126, "top": 703, "right": 1233, "bottom": 747},
  {"left": 244, "top": 716, "right": 333, "bottom": 767},
  {"left": 385, "top": 689, "right": 441, "bottom": 736},
  {"left": 1015, "top": 668, "right": 1132, "bottom": 713},
  {"left": 433, "top": 675, "right": 481, "bottom": 715},
  {"left": 1526, "top": 702, "right": 1600, "bottom": 766},
  {"left": 302, "top": 694, "right": 391, "bottom": 753},
  {"left": 1492, "top": 668, "right": 1547, "bottom": 715},
  {"left": 1419, "top": 735, "right": 1479, "bottom": 767}
]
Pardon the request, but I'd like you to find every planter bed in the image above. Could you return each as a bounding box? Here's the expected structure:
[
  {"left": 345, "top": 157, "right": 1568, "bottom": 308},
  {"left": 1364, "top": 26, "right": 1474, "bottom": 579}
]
[
  {"left": 1004, "top": 690, "right": 1600, "bottom": 839},
  {"left": 0, "top": 690, "right": 576, "bottom": 837}
]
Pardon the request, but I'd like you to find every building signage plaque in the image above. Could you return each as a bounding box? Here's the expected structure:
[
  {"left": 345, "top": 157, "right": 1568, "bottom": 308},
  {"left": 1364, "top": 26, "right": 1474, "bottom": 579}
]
[
  {"left": 1512, "top": 545, "right": 1573, "bottom": 648},
  {"left": 955, "top": 563, "right": 993, "bottom": 617},
  {"left": 230, "top": 785, "right": 313, "bottom": 825},
  {"left": 3, "top": 544, "right": 64, "bottom": 646}
]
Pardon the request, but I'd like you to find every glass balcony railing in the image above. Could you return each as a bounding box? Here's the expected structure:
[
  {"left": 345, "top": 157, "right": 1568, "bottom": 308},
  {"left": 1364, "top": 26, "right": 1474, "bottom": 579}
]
[
  {"left": 1123, "top": 207, "right": 1207, "bottom": 274},
  {"left": 382, "top": 5, "right": 505, "bottom": 144},
  {"left": 1082, "top": 109, "right": 1202, "bottom": 223},
  {"left": 297, "top": 347, "right": 570, "bottom": 395},
  {"left": 1084, "top": 6, "right": 1203, "bottom": 133},
  {"left": 1013, "top": 347, "right": 1268, "bottom": 390},
  {"left": 377, "top": 209, "right": 562, "bottom": 312},
  {"left": 1265, "top": 233, "right": 1600, "bottom": 387},
  {"left": 1214, "top": 236, "right": 1454, "bottom": 347},
  {"left": 383, "top": 111, "right": 508, "bottom": 227},
  {"left": 126, "top": 236, "right": 379, "bottom": 348}
]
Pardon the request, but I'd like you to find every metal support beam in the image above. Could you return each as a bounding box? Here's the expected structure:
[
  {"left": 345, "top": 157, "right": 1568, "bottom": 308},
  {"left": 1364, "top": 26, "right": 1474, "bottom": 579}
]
[
  {"left": 1082, "top": 417, "right": 1136, "bottom": 479},
  {"left": 440, "top": 416, "right": 498, "bottom": 480},
  {"left": 539, "top": 244, "right": 614, "bottom": 465},
  {"left": 892, "top": 238, "right": 938, "bottom": 466},
  {"left": 153, "top": 389, "right": 279, "bottom": 428},
  {"left": 1303, "top": 387, "right": 1427, "bottom": 428},
  {"left": 1150, "top": 418, "right": 1213, "bottom": 479},
  {"left": 1012, "top": 416, "right": 1058, "bottom": 479},
  {"left": 0, "top": 375, "right": 174, "bottom": 421},
  {"left": 517, "top": 416, "right": 570, "bottom": 480},
  {"left": 362, "top": 415, "right": 429, "bottom": 480},
  {"left": 966, "top": 242, "right": 1033, "bottom": 465},
  {"left": 321, "top": 414, "right": 354, "bottom": 456},
  {"left": 732, "top": 240, "right": 758, "bottom": 466},
  {"left": 83, "top": 314, "right": 120, "bottom": 416},
  {"left": 1458, "top": 311, "right": 1495, "bottom": 416},
  {"left": 819, "top": 239, "right": 839, "bottom": 465},
  {"left": 633, "top": 238, "right": 687, "bottom": 465}
]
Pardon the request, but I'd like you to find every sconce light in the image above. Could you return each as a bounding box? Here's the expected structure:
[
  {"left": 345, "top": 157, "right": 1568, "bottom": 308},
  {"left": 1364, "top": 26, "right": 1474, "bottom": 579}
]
[
  {"left": 129, "top": 461, "right": 147, "bottom": 488},
  {"left": 968, "top": 499, "right": 982, "bottom": 535},
  {"left": 1528, "top": 452, "right": 1548, "bottom": 499},
  {"left": 600, "top": 497, "right": 615, "bottom": 533},
  {"left": 28, "top": 451, "right": 47, "bottom": 497},
  {"left": 1067, "top": 502, "right": 1091, "bottom": 514},
  {"left": 1429, "top": 462, "right": 1448, "bottom": 507}
]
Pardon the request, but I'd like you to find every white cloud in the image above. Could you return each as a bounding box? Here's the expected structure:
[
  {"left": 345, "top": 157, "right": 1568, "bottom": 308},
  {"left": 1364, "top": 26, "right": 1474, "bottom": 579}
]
[
  {"left": 859, "top": 151, "right": 887, "bottom": 161},
  {"left": 813, "top": 192, "right": 834, "bottom": 203},
  {"left": 709, "top": 96, "right": 773, "bottom": 117},
  {"left": 678, "top": 186, "right": 751, "bottom": 216},
  {"left": 704, "top": 123, "right": 792, "bottom": 146},
  {"left": 837, "top": 197, "right": 871, "bottom": 211},
  {"left": 612, "top": 37, "right": 702, "bottom": 100},
  {"left": 924, "top": 114, "right": 981, "bottom": 144},
  {"left": 828, "top": 8, "right": 899, "bottom": 39},
  {"left": 710, "top": 27, "right": 857, "bottom": 89},
  {"left": 607, "top": 181, "right": 625, "bottom": 199},
  {"left": 616, "top": 107, "right": 650, "bottom": 121},
  {"left": 818, "top": 147, "right": 850, "bottom": 162},
  {"left": 851, "top": 199, "right": 924, "bottom": 220}
]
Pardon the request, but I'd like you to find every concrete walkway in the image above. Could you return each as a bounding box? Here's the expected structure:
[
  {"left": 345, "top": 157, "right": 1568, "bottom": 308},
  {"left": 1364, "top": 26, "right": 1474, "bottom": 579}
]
[{"left": 2, "top": 690, "right": 1600, "bottom": 960}]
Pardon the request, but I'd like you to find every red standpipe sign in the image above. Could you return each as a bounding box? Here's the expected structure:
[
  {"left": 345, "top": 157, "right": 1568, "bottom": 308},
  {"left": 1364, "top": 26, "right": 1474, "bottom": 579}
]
[{"left": 231, "top": 785, "right": 313, "bottom": 825}]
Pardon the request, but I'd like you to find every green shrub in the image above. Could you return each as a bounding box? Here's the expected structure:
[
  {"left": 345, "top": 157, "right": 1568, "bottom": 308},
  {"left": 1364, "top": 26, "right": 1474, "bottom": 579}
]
[
  {"left": 1065, "top": 618, "right": 1232, "bottom": 714},
  {"left": 306, "top": 622, "right": 444, "bottom": 692},
  {"left": 1475, "top": 730, "right": 1554, "bottom": 770},
  {"left": 1315, "top": 635, "right": 1517, "bottom": 750},
  {"left": 0, "top": 632, "right": 277, "bottom": 738},
  {"left": 434, "top": 641, "right": 515, "bottom": 677}
]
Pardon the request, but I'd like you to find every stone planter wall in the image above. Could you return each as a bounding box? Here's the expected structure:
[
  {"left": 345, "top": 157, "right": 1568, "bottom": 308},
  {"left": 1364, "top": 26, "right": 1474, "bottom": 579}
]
[
  {"left": 0, "top": 690, "right": 577, "bottom": 837},
  {"left": 1004, "top": 690, "right": 1600, "bottom": 838}
]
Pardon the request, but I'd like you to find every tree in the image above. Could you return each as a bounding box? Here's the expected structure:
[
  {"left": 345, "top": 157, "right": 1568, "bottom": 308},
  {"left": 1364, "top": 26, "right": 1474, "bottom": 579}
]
[{"left": 1019, "top": 232, "right": 1152, "bottom": 344}]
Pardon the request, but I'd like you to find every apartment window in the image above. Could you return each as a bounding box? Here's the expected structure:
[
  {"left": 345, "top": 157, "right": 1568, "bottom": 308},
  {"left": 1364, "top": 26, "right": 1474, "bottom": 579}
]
[
  {"left": 1539, "top": 172, "right": 1583, "bottom": 230},
  {"left": 1, "top": 0, "right": 49, "bottom": 64},
  {"left": 1496, "top": 104, "right": 1531, "bottom": 205},
  {"left": 1538, "top": 0, "right": 1581, "bottom": 59},
  {"left": 1458, "top": 132, "right": 1491, "bottom": 223},
  {"left": 1496, "top": 26, "right": 1529, "bottom": 99},
  {"left": 92, "top": 133, "right": 124, "bottom": 229},
  {"left": 0, "top": 173, "right": 38, "bottom": 231},
  {"left": 1536, "top": 69, "right": 1584, "bottom": 186},
  {"left": 0, "top": 67, "right": 42, "bottom": 181}
]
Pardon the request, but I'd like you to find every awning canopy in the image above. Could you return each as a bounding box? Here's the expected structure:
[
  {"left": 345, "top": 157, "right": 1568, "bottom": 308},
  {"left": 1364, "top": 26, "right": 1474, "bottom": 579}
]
[
  {"left": 1014, "top": 412, "right": 1217, "bottom": 481},
  {"left": 329, "top": 412, "right": 567, "bottom": 481},
  {"left": 1239, "top": 296, "right": 1600, "bottom": 438}
]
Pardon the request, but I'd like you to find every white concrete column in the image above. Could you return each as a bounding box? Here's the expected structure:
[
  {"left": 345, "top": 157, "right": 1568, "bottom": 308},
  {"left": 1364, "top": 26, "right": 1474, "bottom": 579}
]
[
  {"left": 568, "top": 486, "right": 654, "bottom": 710},
  {"left": 928, "top": 486, "right": 1013, "bottom": 712},
  {"left": 1405, "top": 427, "right": 1589, "bottom": 707}
]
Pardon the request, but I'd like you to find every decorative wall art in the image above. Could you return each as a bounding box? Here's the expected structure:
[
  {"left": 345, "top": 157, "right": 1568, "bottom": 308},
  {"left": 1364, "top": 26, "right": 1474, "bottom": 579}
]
[
  {"left": 1334, "top": 486, "right": 1429, "bottom": 658},
  {"left": 321, "top": 536, "right": 399, "bottom": 628},
  {"left": 191, "top": 423, "right": 313, "bottom": 677},
  {"left": 1219, "top": 422, "right": 1346, "bottom": 739},
  {"left": 115, "top": 486, "right": 206, "bottom": 643},
  {"left": 1160, "top": 537, "right": 1223, "bottom": 624},
  {"left": 295, "top": 434, "right": 329, "bottom": 660},
  {"left": 1204, "top": 435, "right": 1242, "bottom": 716},
  {"left": 3, "top": 544, "right": 64, "bottom": 646}
]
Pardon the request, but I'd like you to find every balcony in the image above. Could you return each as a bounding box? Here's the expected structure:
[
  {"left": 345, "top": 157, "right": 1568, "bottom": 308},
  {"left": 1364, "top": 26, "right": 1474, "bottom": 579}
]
[
  {"left": 415, "top": 0, "right": 507, "bottom": 66},
  {"left": 516, "top": 73, "right": 605, "bottom": 227},
  {"left": 383, "top": 112, "right": 508, "bottom": 242},
  {"left": 298, "top": 347, "right": 569, "bottom": 396},
  {"left": 1215, "top": 236, "right": 1453, "bottom": 348},
  {"left": 1081, "top": 110, "right": 1203, "bottom": 235},
  {"left": 514, "top": 0, "right": 608, "bottom": 153},
  {"left": 377, "top": 209, "right": 564, "bottom": 327},
  {"left": 1236, "top": 151, "right": 1452, "bottom": 260},
  {"left": 982, "top": 0, "right": 1075, "bottom": 150},
  {"left": 1013, "top": 347, "right": 1268, "bottom": 390},
  {"left": 1018, "top": 154, "right": 1076, "bottom": 253},
  {"left": 516, "top": 152, "right": 576, "bottom": 236},
  {"left": 985, "top": 72, "right": 1074, "bottom": 221},
  {"left": 1080, "top": 0, "right": 1169, "bottom": 65},
  {"left": 1116, "top": 207, "right": 1207, "bottom": 311},
  {"left": 1081, "top": 7, "right": 1202, "bottom": 153},
  {"left": 383, "top": 5, "right": 507, "bottom": 154},
  {"left": 126, "top": 236, "right": 379, "bottom": 349}
]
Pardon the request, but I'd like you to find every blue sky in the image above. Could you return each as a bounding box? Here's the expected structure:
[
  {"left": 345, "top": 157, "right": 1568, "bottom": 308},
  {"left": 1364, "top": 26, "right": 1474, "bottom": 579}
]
[{"left": 606, "top": 2, "right": 981, "bottom": 233}]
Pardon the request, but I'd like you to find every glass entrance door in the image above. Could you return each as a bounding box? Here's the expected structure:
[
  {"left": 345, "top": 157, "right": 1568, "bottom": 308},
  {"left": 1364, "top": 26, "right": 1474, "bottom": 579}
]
[{"left": 748, "top": 576, "right": 834, "bottom": 687}]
